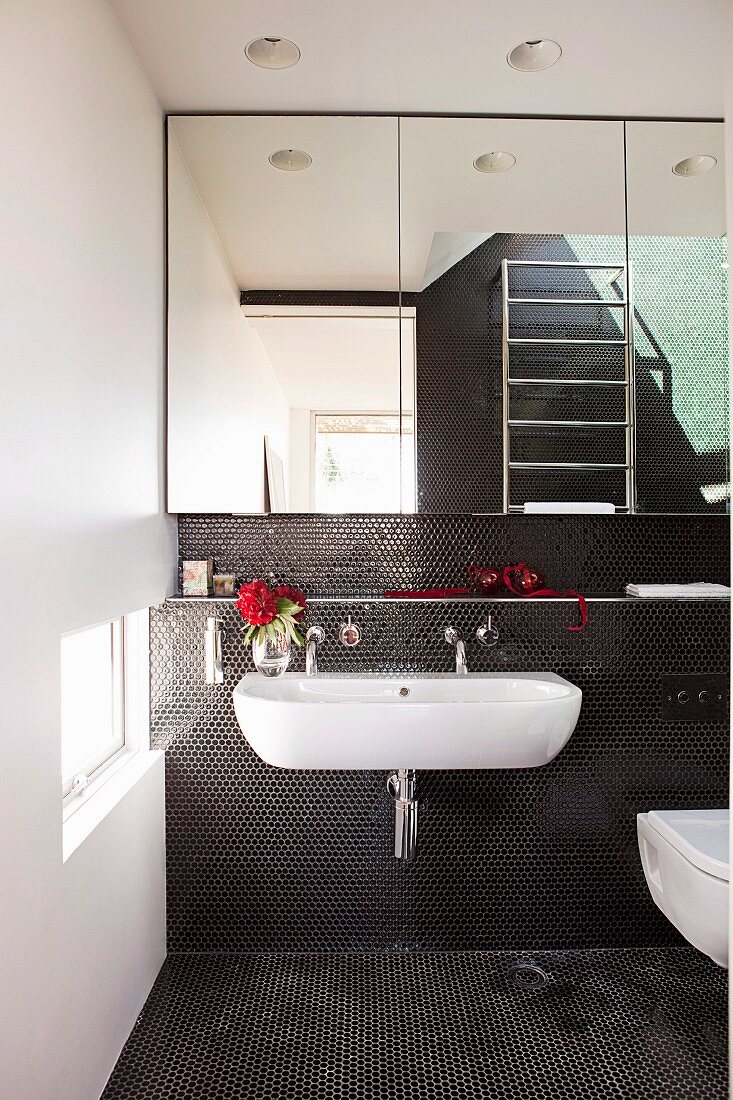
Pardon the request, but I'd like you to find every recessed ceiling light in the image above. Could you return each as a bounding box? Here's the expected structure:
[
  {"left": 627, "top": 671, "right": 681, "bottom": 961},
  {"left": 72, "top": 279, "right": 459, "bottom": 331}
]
[
  {"left": 672, "top": 155, "right": 718, "bottom": 177},
  {"left": 245, "top": 37, "right": 300, "bottom": 69},
  {"left": 507, "top": 39, "right": 562, "bottom": 72},
  {"left": 269, "top": 149, "right": 312, "bottom": 171},
  {"left": 473, "top": 151, "right": 516, "bottom": 174}
]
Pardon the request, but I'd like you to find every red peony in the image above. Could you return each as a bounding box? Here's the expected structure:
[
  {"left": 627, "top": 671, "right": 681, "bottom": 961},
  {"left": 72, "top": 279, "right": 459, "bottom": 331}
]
[
  {"left": 236, "top": 579, "right": 278, "bottom": 626},
  {"left": 273, "top": 584, "right": 307, "bottom": 621}
]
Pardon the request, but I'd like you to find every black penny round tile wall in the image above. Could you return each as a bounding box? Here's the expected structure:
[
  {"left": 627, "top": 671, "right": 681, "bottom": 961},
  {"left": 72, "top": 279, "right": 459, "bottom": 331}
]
[
  {"left": 152, "top": 580, "right": 729, "bottom": 953},
  {"left": 178, "top": 512, "right": 728, "bottom": 597}
]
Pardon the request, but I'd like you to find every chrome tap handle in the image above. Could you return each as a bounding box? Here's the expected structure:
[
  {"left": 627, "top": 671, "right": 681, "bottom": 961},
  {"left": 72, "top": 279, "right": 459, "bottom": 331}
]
[
  {"left": 339, "top": 616, "right": 361, "bottom": 647},
  {"left": 476, "top": 612, "right": 499, "bottom": 648}
]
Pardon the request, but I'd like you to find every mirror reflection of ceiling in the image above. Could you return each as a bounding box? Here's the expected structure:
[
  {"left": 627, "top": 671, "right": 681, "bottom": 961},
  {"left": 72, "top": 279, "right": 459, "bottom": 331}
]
[
  {"left": 171, "top": 115, "right": 628, "bottom": 295},
  {"left": 172, "top": 115, "right": 725, "bottom": 297},
  {"left": 626, "top": 122, "right": 725, "bottom": 236},
  {"left": 244, "top": 312, "right": 413, "bottom": 410},
  {"left": 400, "top": 117, "right": 626, "bottom": 292},
  {"left": 170, "top": 116, "right": 399, "bottom": 291}
]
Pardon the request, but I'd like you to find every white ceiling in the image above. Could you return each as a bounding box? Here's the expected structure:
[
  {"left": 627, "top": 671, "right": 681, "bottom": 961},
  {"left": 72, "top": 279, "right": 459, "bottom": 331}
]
[
  {"left": 245, "top": 313, "right": 412, "bottom": 410},
  {"left": 110, "top": 0, "right": 724, "bottom": 118},
  {"left": 170, "top": 116, "right": 398, "bottom": 291}
]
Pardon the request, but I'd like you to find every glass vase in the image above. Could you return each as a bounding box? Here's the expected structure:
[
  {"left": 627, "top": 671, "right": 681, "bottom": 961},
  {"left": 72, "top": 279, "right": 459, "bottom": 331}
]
[{"left": 251, "top": 631, "right": 291, "bottom": 677}]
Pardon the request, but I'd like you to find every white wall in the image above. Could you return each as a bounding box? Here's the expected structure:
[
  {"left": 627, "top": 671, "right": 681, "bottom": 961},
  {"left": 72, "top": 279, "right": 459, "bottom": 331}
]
[
  {"left": 0, "top": 3, "right": 176, "bottom": 1098},
  {"left": 289, "top": 408, "right": 312, "bottom": 511},
  {"left": 167, "top": 133, "right": 289, "bottom": 513}
]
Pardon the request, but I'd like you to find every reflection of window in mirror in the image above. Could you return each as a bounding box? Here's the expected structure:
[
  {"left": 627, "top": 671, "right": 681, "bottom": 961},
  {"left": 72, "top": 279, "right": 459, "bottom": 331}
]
[
  {"left": 244, "top": 306, "right": 415, "bottom": 513},
  {"left": 312, "top": 413, "right": 414, "bottom": 513}
]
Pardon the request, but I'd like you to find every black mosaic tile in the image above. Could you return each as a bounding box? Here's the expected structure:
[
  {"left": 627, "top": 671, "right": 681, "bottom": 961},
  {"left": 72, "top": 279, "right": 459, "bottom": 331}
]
[
  {"left": 151, "top": 597, "right": 728, "bottom": 953},
  {"left": 242, "top": 289, "right": 420, "bottom": 308},
  {"left": 631, "top": 234, "right": 729, "bottom": 514},
  {"left": 178, "top": 513, "right": 729, "bottom": 598},
  {"left": 101, "top": 950, "right": 728, "bottom": 1100},
  {"left": 415, "top": 233, "right": 619, "bottom": 512}
]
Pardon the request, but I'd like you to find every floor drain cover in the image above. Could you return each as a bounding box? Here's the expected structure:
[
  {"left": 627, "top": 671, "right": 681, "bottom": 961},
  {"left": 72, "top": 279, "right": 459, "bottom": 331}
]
[{"left": 509, "top": 962, "right": 549, "bottom": 991}]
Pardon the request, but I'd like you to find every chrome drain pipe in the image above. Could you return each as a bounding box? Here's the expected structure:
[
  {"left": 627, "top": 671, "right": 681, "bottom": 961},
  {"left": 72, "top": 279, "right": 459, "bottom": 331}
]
[{"left": 387, "top": 769, "right": 418, "bottom": 860}]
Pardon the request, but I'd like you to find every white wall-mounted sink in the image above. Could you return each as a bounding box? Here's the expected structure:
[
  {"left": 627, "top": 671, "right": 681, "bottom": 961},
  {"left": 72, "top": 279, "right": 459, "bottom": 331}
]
[{"left": 233, "top": 672, "right": 582, "bottom": 770}]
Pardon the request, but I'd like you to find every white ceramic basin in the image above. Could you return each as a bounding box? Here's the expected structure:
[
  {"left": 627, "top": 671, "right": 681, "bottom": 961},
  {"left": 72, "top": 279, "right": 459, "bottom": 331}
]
[{"left": 233, "top": 672, "right": 582, "bottom": 770}]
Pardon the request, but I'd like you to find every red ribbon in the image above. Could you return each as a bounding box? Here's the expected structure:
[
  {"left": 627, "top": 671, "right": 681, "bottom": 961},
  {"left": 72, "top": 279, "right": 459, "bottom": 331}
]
[
  {"left": 502, "top": 563, "right": 588, "bottom": 633},
  {"left": 384, "top": 587, "right": 471, "bottom": 599}
]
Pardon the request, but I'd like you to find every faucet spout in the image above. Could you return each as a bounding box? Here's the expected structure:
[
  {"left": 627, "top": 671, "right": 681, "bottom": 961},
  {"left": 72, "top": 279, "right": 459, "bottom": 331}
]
[
  {"left": 444, "top": 626, "right": 468, "bottom": 674},
  {"left": 305, "top": 625, "right": 325, "bottom": 676}
]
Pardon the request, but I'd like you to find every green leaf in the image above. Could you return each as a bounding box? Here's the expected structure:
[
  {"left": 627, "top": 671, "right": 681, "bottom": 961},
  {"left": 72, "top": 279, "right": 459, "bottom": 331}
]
[
  {"left": 265, "top": 622, "right": 276, "bottom": 639},
  {"left": 276, "top": 597, "right": 304, "bottom": 618},
  {"left": 257, "top": 626, "right": 265, "bottom": 645},
  {"left": 291, "top": 624, "right": 305, "bottom": 646}
]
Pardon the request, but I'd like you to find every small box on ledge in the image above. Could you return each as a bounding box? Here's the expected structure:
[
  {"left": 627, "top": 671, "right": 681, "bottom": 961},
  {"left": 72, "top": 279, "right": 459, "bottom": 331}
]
[
  {"left": 213, "top": 573, "right": 236, "bottom": 597},
  {"left": 182, "top": 559, "right": 213, "bottom": 596}
]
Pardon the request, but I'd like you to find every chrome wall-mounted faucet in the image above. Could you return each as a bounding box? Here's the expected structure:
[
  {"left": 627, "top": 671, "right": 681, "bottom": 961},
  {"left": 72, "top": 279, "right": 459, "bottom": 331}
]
[
  {"left": 476, "top": 612, "right": 499, "bottom": 648},
  {"left": 305, "top": 625, "right": 325, "bottom": 676},
  {"left": 444, "top": 626, "right": 467, "bottom": 674}
]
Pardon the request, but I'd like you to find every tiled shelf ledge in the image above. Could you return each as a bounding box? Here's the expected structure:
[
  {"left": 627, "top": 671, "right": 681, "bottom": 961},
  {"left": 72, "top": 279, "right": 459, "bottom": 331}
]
[{"left": 167, "top": 593, "right": 730, "bottom": 605}]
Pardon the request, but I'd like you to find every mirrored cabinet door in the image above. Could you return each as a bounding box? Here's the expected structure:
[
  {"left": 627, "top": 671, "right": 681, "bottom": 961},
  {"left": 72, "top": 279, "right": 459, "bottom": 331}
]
[
  {"left": 399, "top": 117, "right": 628, "bottom": 514},
  {"left": 167, "top": 115, "right": 404, "bottom": 513},
  {"left": 625, "top": 121, "right": 728, "bottom": 513}
]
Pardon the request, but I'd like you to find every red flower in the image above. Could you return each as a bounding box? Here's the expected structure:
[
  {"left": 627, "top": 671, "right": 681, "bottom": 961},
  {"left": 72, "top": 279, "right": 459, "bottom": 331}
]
[
  {"left": 236, "top": 579, "right": 278, "bottom": 626},
  {"left": 273, "top": 584, "right": 307, "bottom": 622}
]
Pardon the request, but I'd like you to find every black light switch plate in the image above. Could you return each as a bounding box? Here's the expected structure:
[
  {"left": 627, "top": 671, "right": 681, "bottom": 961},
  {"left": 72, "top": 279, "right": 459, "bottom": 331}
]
[{"left": 662, "top": 675, "right": 729, "bottom": 721}]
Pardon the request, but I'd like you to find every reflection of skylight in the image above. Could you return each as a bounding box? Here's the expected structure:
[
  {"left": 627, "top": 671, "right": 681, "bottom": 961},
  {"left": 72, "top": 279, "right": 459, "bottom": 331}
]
[
  {"left": 566, "top": 233, "right": 729, "bottom": 460},
  {"left": 629, "top": 235, "right": 728, "bottom": 455},
  {"left": 701, "top": 482, "right": 730, "bottom": 505},
  {"left": 633, "top": 325, "right": 659, "bottom": 360},
  {"left": 649, "top": 369, "right": 665, "bottom": 393}
]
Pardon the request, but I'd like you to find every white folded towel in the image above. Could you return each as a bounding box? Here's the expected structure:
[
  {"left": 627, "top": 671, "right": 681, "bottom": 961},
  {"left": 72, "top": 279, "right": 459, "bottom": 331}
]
[
  {"left": 524, "top": 502, "right": 616, "bottom": 514},
  {"left": 625, "top": 583, "right": 731, "bottom": 599}
]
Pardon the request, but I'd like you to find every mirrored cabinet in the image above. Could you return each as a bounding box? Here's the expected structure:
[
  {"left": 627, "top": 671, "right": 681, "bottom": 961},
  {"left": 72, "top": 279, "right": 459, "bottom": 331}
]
[{"left": 167, "top": 115, "right": 727, "bottom": 515}]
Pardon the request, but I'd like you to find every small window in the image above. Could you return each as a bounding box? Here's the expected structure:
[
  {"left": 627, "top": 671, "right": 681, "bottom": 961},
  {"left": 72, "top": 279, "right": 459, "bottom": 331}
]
[
  {"left": 313, "top": 412, "right": 412, "bottom": 512},
  {"left": 61, "top": 619, "right": 126, "bottom": 798}
]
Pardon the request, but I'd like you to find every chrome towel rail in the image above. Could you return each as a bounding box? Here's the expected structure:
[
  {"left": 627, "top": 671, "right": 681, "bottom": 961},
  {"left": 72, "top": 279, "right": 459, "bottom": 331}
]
[{"left": 501, "top": 258, "right": 636, "bottom": 514}]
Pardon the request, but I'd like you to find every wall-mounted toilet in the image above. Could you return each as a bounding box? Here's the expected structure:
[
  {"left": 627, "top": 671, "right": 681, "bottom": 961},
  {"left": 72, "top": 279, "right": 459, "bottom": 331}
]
[{"left": 638, "top": 808, "right": 729, "bottom": 968}]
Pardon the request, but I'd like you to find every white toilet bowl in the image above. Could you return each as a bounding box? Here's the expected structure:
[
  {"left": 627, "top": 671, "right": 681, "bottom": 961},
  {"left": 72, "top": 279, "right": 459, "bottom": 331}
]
[{"left": 637, "top": 808, "right": 729, "bottom": 968}]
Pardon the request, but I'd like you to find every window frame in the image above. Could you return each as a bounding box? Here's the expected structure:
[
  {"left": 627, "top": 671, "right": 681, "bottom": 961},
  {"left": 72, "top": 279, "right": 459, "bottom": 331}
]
[{"left": 61, "top": 617, "right": 128, "bottom": 804}]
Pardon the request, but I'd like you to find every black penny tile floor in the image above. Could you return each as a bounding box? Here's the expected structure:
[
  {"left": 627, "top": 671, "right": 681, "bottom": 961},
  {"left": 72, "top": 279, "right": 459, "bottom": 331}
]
[{"left": 102, "top": 949, "right": 727, "bottom": 1100}]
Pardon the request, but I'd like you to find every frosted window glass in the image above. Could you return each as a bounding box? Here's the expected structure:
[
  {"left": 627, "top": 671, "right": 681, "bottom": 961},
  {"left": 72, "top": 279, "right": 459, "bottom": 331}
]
[{"left": 61, "top": 622, "right": 121, "bottom": 782}]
